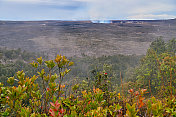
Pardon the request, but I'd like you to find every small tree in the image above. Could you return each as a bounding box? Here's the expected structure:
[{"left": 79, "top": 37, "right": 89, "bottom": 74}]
[
  {"left": 0, "top": 54, "right": 74, "bottom": 116},
  {"left": 150, "top": 37, "right": 166, "bottom": 54},
  {"left": 166, "top": 38, "right": 176, "bottom": 54}
]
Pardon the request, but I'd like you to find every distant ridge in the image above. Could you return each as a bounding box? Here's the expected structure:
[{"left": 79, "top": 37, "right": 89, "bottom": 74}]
[{"left": 0, "top": 18, "right": 175, "bottom": 23}]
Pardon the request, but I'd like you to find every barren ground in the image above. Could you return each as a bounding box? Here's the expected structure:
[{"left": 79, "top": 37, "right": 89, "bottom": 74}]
[{"left": 0, "top": 19, "right": 176, "bottom": 57}]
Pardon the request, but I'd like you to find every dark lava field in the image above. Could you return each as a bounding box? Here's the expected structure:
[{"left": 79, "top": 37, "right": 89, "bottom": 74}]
[{"left": 0, "top": 19, "right": 176, "bottom": 57}]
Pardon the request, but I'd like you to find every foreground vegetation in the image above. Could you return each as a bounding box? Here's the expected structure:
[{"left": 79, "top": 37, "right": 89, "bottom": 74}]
[{"left": 0, "top": 38, "right": 175, "bottom": 116}]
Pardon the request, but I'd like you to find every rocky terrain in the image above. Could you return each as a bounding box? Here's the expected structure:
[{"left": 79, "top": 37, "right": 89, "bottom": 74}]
[{"left": 0, "top": 19, "right": 176, "bottom": 57}]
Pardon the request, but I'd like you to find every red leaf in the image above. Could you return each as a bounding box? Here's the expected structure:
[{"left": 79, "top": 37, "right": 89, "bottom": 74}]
[
  {"left": 50, "top": 102, "right": 55, "bottom": 107},
  {"left": 55, "top": 100, "right": 60, "bottom": 110},
  {"left": 49, "top": 108, "right": 55, "bottom": 117},
  {"left": 59, "top": 108, "right": 64, "bottom": 114}
]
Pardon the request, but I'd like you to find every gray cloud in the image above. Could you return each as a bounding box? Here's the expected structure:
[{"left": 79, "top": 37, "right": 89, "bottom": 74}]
[
  {"left": 0, "top": 0, "right": 175, "bottom": 20},
  {"left": 128, "top": 14, "right": 176, "bottom": 20},
  {"left": 82, "top": 0, "right": 176, "bottom": 20}
]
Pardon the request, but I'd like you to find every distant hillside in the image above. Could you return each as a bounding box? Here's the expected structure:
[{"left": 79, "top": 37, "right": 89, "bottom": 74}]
[{"left": 0, "top": 19, "right": 176, "bottom": 57}]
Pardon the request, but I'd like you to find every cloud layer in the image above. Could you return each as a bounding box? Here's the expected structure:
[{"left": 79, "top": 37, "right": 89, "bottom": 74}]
[{"left": 0, "top": 0, "right": 175, "bottom": 20}]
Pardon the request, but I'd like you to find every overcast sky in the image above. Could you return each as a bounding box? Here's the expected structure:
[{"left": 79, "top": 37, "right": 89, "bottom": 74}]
[{"left": 0, "top": 0, "right": 176, "bottom": 21}]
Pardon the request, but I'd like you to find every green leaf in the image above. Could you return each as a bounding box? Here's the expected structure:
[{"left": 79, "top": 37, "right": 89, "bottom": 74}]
[
  {"left": 7, "top": 77, "right": 14, "bottom": 85},
  {"left": 37, "top": 57, "right": 43, "bottom": 65},
  {"left": 45, "top": 60, "right": 55, "bottom": 69}
]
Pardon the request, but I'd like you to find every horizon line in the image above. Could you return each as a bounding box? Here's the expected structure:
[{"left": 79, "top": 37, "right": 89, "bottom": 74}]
[{"left": 0, "top": 18, "right": 175, "bottom": 22}]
